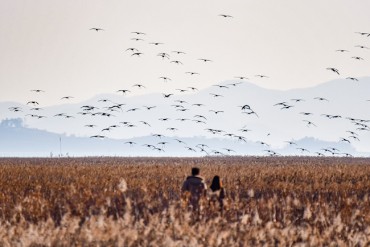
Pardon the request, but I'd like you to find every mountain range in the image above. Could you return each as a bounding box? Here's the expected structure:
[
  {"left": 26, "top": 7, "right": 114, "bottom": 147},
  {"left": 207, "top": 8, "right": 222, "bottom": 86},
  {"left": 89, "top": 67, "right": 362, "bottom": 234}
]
[{"left": 1, "top": 77, "right": 369, "bottom": 157}]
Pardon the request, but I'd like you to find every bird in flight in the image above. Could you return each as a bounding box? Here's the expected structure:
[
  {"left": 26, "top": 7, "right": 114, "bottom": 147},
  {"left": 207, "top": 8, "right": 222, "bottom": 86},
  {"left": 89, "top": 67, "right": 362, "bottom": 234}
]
[
  {"left": 285, "top": 141, "right": 297, "bottom": 145},
  {"left": 291, "top": 98, "right": 305, "bottom": 103},
  {"left": 126, "top": 48, "right": 139, "bottom": 52},
  {"left": 117, "top": 89, "right": 131, "bottom": 95},
  {"left": 219, "top": 14, "right": 233, "bottom": 18},
  {"left": 210, "top": 93, "right": 223, "bottom": 97},
  {"left": 172, "top": 51, "right": 186, "bottom": 55},
  {"left": 355, "top": 32, "right": 370, "bottom": 36},
  {"left": 163, "top": 93, "right": 173, "bottom": 98},
  {"left": 149, "top": 42, "right": 164, "bottom": 46},
  {"left": 125, "top": 141, "right": 137, "bottom": 147},
  {"left": 132, "top": 84, "right": 145, "bottom": 89},
  {"left": 346, "top": 77, "right": 358, "bottom": 81},
  {"left": 255, "top": 75, "right": 269, "bottom": 78},
  {"left": 90, "top": 135, "right": 106, "bottom": 139},
  {"left": 336, "top": 49, "right": 349, "bottom": 52},
  {"left": 159, "top": 77, "right": 171, "bottom": 82},
  {"left": 30, "top": 89, "right": 45, "bottom": 93},
  {"left": 303, "top": 120, "right": 317, "bottom": 127},
  {"left": 142, "top": 105, "right": 156, "bottom": 111},
  {"left": 352, "top": 56, "right": 364, "bottom": 60},
  {"left": 131, "top": 31, "right": 146, "bottom": 35},
  {"left": 209, "top": 110, "right": 224, "bottom": 114},
  {"left": 185, "top": 72, "right": 199, "bottom": 76},
  {"left": 326, "top": 67, "right": 340, "bottom": 75},
  {"left": 235, "top": 76, "right": 248, "bottom": 80},
  {"left": 157, "top": 53, "right": 170, "bottom": 59},
  {"left": 171, "top": 60, "right": 183, "bottom": 65},
  {"left": 314, "top": 97, "right": 329, "bottom": 101},
  {"left": 188, "top": 87, "right": 199, "bottom": 91},
  {"left": 300, "top": 112, "right": 313, "bottom": 116},
  {"left": 61, "top": 96, "right": 74, "bottom": 100},
  {"left": 90, "top": 28, "right": 104, "bottom": 32},
  {"left": 27, "top": 101, "right": 39, "bottom": 105},
  {"left": 131, "top": 52, "right": 143, "bottom": 57},
  {"left": 213, "top": 84, "right": 229, "bottom": 89},
  {"left": 198, "top": 58, "right": 212, "bottom": 62},
  {"left": 355, "top": 45, "right": 369, "bottom": 49}
]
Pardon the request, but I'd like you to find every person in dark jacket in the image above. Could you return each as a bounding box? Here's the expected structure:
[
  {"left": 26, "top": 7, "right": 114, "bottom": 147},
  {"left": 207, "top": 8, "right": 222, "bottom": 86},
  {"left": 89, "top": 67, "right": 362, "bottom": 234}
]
[
  {"left": 209, "top": 175, "right": 226, "bottom": 215},
  {"left": 181, "top": 167, "right": 207, "bottom": 212}
]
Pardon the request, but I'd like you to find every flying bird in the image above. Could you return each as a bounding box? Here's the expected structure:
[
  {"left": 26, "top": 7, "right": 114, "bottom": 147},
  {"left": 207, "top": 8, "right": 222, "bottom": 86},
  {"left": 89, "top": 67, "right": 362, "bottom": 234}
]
[
  {"left": 326, "top": 67, "right": 340, "bottom": 75},
  {"left": 198, "top": 58, "right": 212, "bottom": 62},
  {"left": 132, "top": 84, "right": 146, "bottom": 89},
  {"left": 61, "top": 96, "right": 74, "bottom": 100},
  {"left": 90, "top": 28, "right": 104, "bottom": 32},
  {"left": 131, "top": 31, "right": 146, "bottom": 35},
  {"left": 346, "top": 77, "right": 358, "bottom": 81},
  {"left": 172, "top": 51, "right": 186, "bottom": 55},
  {"left": 219, "top": 14, "right": 233, "bottom": 18},
  {"left": 185, "top": 72, "right": 199, "bottom": 76}
]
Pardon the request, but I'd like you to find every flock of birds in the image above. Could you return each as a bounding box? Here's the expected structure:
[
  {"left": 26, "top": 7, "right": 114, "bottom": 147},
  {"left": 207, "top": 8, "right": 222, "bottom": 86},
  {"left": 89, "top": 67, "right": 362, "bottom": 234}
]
[{"left": 5, "top": 15, "right": 370, "bottom": 156}]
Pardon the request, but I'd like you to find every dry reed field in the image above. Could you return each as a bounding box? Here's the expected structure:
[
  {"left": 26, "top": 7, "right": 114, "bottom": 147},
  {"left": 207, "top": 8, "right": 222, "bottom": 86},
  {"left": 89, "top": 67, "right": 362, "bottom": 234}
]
[{"left": 0, "top": 157, "right": 369, "bottom": 246}]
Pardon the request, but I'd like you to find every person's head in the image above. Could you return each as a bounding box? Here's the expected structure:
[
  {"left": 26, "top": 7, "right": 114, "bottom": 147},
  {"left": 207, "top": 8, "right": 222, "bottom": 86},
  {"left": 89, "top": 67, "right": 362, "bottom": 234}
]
[
  {"left": 191, "top": 167, "right": 200, "bottom": 176},
  {"left": 210, "top": 175, "right": 222, "bottom": 191}
]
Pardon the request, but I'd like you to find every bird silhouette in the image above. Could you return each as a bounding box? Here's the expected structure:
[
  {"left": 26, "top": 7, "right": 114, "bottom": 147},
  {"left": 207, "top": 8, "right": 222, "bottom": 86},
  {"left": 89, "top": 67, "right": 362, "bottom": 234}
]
[
  {"left": 27, "top": 101, "right": 39, "bottom": 105},
  {"left": 90, "top": 28, "right": 104, "bottom": 32},
  {"left": 131, "top": 31, "right": 146, "bottom": 35},
  {"left": 326, "top": 67, "right": 340, "bottom": 75},
  {"left": 157, "top": 53, "right": 170, "bottom": 59},
  {"left": 61, "top": 96, "right": 74, "bottom": 100},
  {"left": 314, "top": 97, "right": 329, "bottom": 101},
  {"left": 198, "top": 58, "right": 212, "bottom": 62},
  {"left": 163, "top": 93, "right": 173, "bottom": 98},
  {"left": 140, "top": 121, "right": 151, "bottom": 127},
  {"left": 210, "top": 93, "right": 223, "bottom": 97},
  {"left": 346, "top": 77, "right": 358, "bottom": 81},
  {"left": 125, "top": 141, "right": 137, "bottom": 147},
  {"left": 172, "top": 51, "right": 186, "bottom": 55},
  {"left": 131, "top": 52, "right": 143, "bottom": 57},
  {"left": 143, "top": 106, "right": 156, "bottom": 110},
  {"left": 209, "top": 110, "right": 224, "bottom": 114},
  {"left": 355, "top": 45, "right": 369, "bottom": 49},
  {"left": 126, "top": 48, "right": 139, "bottom": 52},
  {"left": 132, "top": 84, "right": 146, "bottom": 89},
  {"left": 171, "top": 60, "right": 183, "bottom": 65},
  {"left": 219, "top": 14, "right": 233, "bottom": 18},
  {"left": 159, "top": 77, "right": 171, "bottom": 82},
  {"left": 255, "top": 75, "right": 269, "bottom": 78},
  {"left": 117, "top": 89, "right": 131, "bottom": 95},
  {"left": 185, "top": 72, "right": 199, "bottom": 76}
]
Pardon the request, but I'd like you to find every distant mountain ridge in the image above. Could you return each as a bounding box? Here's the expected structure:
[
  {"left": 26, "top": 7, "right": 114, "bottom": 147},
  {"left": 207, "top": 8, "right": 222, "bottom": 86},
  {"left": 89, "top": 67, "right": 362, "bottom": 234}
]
[
  {"left": 1, "top": 78, "right": 369, "bottom": 156},
  {"left": 0, "top": 118, "right": 367, "bottom": 157}
]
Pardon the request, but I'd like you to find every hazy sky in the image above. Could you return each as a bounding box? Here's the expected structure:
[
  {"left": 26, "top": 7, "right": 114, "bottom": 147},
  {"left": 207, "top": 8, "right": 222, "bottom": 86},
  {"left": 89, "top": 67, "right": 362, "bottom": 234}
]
[{"left": 1, "top": 0, "right": 370, "bottom": 105}]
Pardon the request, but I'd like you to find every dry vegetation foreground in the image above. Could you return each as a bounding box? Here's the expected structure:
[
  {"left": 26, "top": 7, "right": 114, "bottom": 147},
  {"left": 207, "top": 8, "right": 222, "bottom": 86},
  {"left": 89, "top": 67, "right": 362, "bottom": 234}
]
[{"left": 0, "top": 157, "right": 369, "bottom": 246}]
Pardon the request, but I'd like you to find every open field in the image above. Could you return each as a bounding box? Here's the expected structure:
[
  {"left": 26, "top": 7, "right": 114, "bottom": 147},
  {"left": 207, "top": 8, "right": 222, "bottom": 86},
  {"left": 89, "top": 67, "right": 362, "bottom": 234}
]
[{"left": 0, "top": 157, "right": 369, "bottom": 246}]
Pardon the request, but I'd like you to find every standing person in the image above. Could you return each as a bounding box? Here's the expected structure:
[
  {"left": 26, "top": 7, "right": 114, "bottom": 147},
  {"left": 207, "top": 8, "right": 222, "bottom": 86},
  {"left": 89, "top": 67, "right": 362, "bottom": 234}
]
[
  {"left": 209, "top": 175, "right": 226, "bottom": 215},
  {"left": 181, "top": 167, "right": 207, "bottom": 213}
]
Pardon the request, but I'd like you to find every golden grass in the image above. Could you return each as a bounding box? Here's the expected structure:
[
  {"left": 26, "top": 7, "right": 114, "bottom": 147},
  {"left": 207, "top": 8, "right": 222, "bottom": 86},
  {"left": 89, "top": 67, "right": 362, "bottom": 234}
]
[{"left": 0, "top": 157, "right": 369, "bottom": 246}]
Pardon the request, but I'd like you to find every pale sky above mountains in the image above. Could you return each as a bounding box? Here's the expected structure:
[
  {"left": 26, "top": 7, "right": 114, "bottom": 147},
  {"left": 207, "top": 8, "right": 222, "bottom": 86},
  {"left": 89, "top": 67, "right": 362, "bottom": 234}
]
[{"left": 0, "top": 0, "right": 369, "bottom": 106}]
